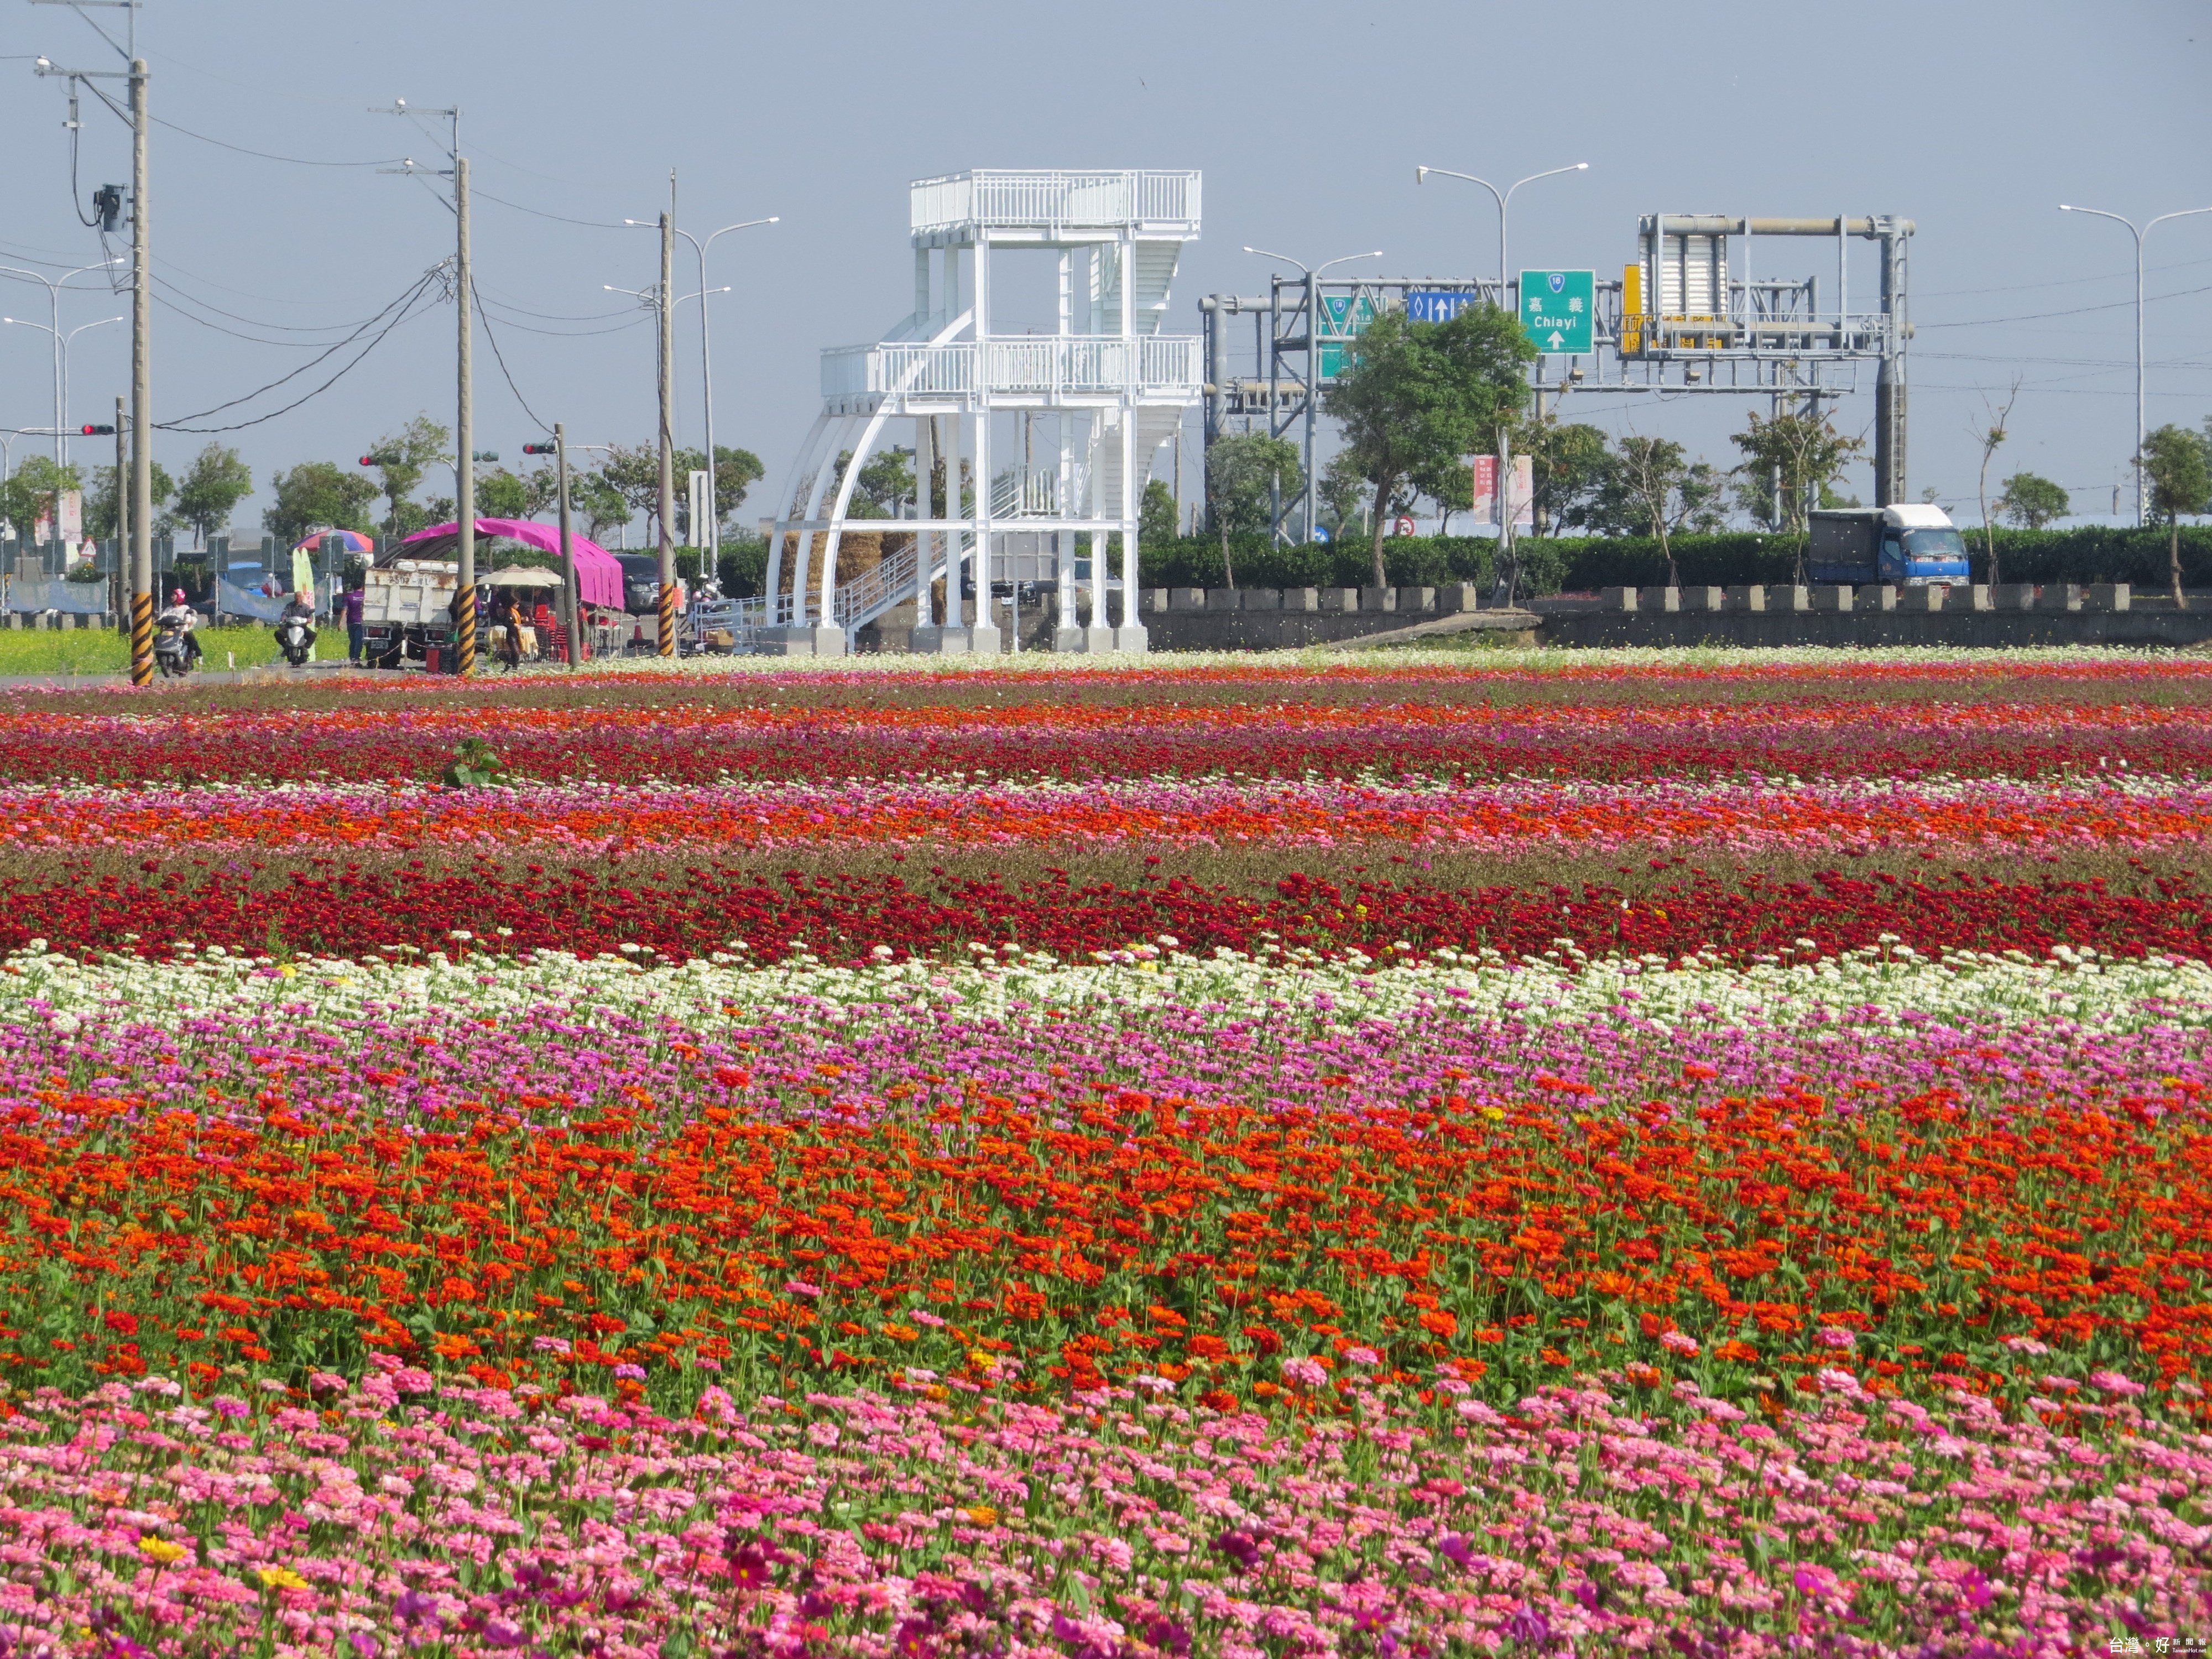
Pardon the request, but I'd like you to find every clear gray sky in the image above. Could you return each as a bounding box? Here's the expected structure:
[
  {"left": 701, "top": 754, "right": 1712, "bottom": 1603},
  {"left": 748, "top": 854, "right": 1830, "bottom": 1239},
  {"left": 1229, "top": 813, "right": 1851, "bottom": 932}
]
[{"left": 1, "top": 0, "right": 2205, "bottom": 536}]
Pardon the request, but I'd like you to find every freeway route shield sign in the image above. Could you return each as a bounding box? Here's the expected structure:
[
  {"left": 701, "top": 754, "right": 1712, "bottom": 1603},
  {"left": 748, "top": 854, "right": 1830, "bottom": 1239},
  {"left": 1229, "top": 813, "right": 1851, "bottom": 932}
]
[{"left": 1520, "top": 269, "right": 1594, "bottom": 354}]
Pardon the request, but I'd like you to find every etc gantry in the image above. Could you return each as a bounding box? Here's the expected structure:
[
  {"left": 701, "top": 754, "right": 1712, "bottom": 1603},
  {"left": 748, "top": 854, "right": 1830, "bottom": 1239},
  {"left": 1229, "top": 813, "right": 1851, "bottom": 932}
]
[{"left": 761, "top": 170, "right": 1204, "bottom": 655}]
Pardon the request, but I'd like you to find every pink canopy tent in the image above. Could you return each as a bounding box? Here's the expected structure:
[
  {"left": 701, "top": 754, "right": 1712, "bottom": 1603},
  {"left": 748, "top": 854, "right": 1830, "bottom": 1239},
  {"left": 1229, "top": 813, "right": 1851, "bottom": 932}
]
[{"left": 396, "top": 518, "right": 625, "bottom": 611}]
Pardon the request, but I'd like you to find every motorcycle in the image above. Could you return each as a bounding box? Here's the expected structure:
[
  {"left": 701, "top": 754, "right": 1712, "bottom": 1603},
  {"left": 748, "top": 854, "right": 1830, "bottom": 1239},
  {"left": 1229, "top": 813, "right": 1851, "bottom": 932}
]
[
  {"left": 275, "top": 616, "right": 317, "bottom": 667},
  {"left": 153, "top": 617, "right": 192, "bottom": 677}
]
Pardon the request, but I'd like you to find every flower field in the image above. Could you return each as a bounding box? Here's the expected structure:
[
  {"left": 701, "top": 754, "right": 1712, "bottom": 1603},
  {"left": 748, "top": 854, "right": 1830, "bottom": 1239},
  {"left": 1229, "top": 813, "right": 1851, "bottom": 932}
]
[{"left": 2, "top": 650, "right": 2210, "bottom": 1657}]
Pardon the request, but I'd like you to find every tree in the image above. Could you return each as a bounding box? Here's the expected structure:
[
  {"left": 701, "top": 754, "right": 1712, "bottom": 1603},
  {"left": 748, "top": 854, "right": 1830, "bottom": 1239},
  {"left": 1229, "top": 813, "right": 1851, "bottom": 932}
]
[
  {"left": 1315, "top": 451, "right": 1371, "bottom": 541},
  {"left": 1324, "top": 302, "right": 1536, "bottom": 587},
  {"left": 1410, "top": 451, "right": 1474, "bottom": 535},
  {"left": 1139, "top": 478, "right": 1178, "bottom": 547},
  {"left": 1203, "top": 432, "right": 1302, "bottom": 589},
  {"left": 262, "top": 462, "right": 377, "bottom": 549},
  {"left": 476, "top": 468, "right": 529, "bottom": 522},
  {"left": 1996, "top": 471, "right": 2069, "bottom": 531},
  {"left": 1606, "top": 436, "right": 1694, "bottom": 586},
  {"left": 0, "top": 456, "right": 82, "bottom": 542},
  {"left": 596, "top": 445, "right": 665, "bottom": 541},
  {"left": 2141, "top": 423, "right": 2211, "bottom": 608},
  {"left": 1524, "top": 420, "right": 1612, "bottom": 535},
  {"left": 167, "top": 444, "right": 252, "bottom": 546},
  {"left": 1730, "top": 409, "right": 1866, "bottom": 578},
  {"left": 363, "top": 414, "right": 450, "bottom": 538},
  {"left": 1971, "top": 381, "right": 2019, "bottom": 583},
  {"left": 672, "top": 444, "right": 766, "bottom": 538},
  {"left": 83, "top": 459, "right": 177, "bottom": 542},
  {"left": 569, "top": 473, "right": 630, "bottom": 544}
]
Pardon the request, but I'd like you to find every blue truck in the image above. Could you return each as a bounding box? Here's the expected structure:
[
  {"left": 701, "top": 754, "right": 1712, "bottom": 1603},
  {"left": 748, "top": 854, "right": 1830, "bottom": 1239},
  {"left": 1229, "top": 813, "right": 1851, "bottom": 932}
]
[{"left": 1808, "top": 505, "right": 1973, "bottom": 587}]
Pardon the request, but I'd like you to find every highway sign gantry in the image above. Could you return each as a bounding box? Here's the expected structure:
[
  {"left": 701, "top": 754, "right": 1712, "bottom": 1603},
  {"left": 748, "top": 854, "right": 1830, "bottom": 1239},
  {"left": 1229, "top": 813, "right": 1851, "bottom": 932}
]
[{"left": 1520, "top": 269, "right": 1594, "bottom": 354}]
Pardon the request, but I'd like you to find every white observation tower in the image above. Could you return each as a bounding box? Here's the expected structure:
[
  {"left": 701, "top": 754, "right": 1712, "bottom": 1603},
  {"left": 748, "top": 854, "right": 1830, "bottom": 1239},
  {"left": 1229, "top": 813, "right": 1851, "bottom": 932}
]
[{"left": 764, "top": 169, "right": 1202, "bottom": 654}]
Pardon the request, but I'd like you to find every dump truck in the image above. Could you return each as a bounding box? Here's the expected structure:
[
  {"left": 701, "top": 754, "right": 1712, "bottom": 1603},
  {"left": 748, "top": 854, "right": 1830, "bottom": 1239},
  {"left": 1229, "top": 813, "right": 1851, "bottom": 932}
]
[
  {"left": 361, "top": 557, "right": 457, "bottom": 670},
  {"left": 1808, "top": 505, "right": 1973, "bottom": 588}
]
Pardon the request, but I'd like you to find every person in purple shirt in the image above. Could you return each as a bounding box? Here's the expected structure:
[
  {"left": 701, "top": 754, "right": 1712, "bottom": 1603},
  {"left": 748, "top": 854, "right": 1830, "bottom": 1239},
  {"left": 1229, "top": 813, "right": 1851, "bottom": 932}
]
[{"left": 341, "top": 582, "right": 366, "bottom": 663}]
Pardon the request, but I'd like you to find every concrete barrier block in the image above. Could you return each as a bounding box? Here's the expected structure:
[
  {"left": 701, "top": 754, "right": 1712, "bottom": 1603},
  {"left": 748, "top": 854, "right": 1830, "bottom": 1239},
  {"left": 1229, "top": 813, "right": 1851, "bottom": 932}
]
[
  {"left": 1682, "top": 586, "right": 1726, "bottom": 612},
  {"left": 1138, "top": 587, "right": 1168, "bottom": 615},
  {"left": 1864, "top": 585, "right": 1899, "bottom": 611},
  {"left": 1168, "top": 587, "right": 1207, "bottom": 612},
  {"left": 1600, "top": 586, "right": 1638, "bottom": 612},
  {"left": 2060, "top": 583, "right": 2085, "bottom": 611},
  {"left": 1281, "top": 587, "right": 1319, "bottom": 612},
  {"left": 1637, "top": 586, "right": 1681, "bottom": 612},
  {"left": 2088, "top": 582, "right": 2131, "bottom": 612},
  {"left": 1996, "top": 583, "right": 2038, "bottom": 611},
  {"left": 1968, "top": 584, "right": 1994, "bottom": 612},
  {"left": 1773, "top": 585, "right": 1812, "bottom": 612},
  {"left": 1359, "top": 586, "right": 1397, "bottom": 613},
  {"left": 1724, "top": 585, "right": 1766, "bottom": 612},
  {"left": 1205, "top": 588, "right": 1243, "bottom": 612},
  {"left": 1811, "top": 585, "right": 1853, "bottom": 612},
  {"left": 1903, "top": 585, "right": 1945, "bottom": 612},
  {"left": 1241, "top": 588, "right": 1282, "bottom": 612},
  {"left": 1395, "top": 586, "right": 1436, "bottom": 614},
  {"left": 1318, "top": 587, "right": 1358, "bottom": 613},
  {"left": 1436, "top": 583, "right": 1483, "bottom": 613}
]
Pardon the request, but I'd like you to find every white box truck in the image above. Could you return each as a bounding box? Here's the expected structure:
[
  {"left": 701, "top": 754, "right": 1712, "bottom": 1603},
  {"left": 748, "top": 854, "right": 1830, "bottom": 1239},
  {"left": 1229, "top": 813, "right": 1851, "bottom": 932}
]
[
  {"left": 361, "top": 558, "right": 457, "bottom": 670},
  {"left": 1808, "top": 505, "right": 1973, "bottom": 588}
]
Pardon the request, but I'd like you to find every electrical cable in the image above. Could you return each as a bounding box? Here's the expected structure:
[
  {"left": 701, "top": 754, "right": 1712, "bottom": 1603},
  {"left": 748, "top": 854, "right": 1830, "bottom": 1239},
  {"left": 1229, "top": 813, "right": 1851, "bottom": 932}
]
[
  {"left": 468, "top": 311, "right": 648, "bottom": 340},
  {"left": 471, "top": 186, "right": 632, "bottom": 231},
  {"left": 476, "top": 293, "right": 635, "bottom": 324},
  {"left": 156, "top": 267, "right": 443, "bottom": 431},
  {"left": 67, "top": 89, "right": 100, "bottom": 228},
  {"left": 152, "top": 273, "right": 410, "bottom": 337},
  {"left": 470, "top": 276, "right": 554, "bottom": 433},
  {"left": 1919, "top": 283, "right": 2212, "bottom": 328},
  {"left": 1916, "top": 255, "right": 2212, "bottom": 300},
  {"left": 146, "top": 114, "right": 405, "bottom": 169}
]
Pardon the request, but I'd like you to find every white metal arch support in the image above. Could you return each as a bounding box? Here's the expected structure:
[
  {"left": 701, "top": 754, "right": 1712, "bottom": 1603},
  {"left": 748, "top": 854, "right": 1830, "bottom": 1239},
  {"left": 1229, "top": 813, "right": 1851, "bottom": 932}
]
[
  {"left": 765, "top": 410, "right": 831, "bottom": 623},
  {"left": 789, "top": 413, "right": 863, "bottom": 624}
]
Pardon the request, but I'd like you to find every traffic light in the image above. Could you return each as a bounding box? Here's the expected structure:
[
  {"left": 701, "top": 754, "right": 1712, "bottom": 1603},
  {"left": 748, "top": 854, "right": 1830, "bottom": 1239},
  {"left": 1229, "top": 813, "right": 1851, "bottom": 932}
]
[
  {"left": 358, "top": 455, "right": 384, "bottom": 467},
  {"left": 521, "top": 442, "right": 555, "bottom": 456},
  {"left": 471, "top": 450, "right": 499, "bottom": 463},
  {"left": 80, "top": 423, "right": 114, "bottom": 436}
]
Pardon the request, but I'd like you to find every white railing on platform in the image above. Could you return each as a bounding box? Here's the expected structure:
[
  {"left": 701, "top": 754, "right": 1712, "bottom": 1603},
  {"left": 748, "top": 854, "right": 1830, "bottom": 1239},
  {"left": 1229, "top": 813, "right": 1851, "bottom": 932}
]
[
  {"left": 821, "top": 336, "right": 1201, "bottom": 404},
  {"left": 988, "top": 462, "right": 1087, "bottom": 519},
  {"left": 909, "top": 170, "right": 1202, "bottom": 236}
]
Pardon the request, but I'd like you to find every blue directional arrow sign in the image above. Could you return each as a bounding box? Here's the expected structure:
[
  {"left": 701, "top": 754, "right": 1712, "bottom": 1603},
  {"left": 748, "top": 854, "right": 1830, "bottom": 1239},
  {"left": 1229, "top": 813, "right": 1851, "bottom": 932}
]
[{"left": 1520, "top": 269, "right": 1594, "bottom": 354}]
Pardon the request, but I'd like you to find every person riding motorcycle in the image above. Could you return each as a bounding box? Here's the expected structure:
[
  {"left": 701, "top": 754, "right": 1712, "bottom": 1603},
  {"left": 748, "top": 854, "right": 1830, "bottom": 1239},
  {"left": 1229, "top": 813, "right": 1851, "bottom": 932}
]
[
  {"left": 275, "top": 589, "right": 319, "bottom": 665},
  {"left": 155, "top": 588, "right": 203, "bottom": 670}
]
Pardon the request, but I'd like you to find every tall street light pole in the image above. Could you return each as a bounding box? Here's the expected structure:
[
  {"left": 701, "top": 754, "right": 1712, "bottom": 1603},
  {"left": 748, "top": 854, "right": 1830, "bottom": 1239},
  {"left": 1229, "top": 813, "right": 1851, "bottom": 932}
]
[
  {"left": 0, "top": 260, "right": 122, "bottom": 467},
  {"left": 629, "top": 215, "right": 778, "bottom": 583},
  {"left": 1241, "top": 248, "right": 1381, "bottom": 544},
  {"left": 2059, "top": 202, "right": 2212, "bottom": 526},
  {"left": 0, "top": 315, "right": 123, "bottom": 468},
  {"left": 1415, "top": 162, "right": 1589, "bottom": 607}
]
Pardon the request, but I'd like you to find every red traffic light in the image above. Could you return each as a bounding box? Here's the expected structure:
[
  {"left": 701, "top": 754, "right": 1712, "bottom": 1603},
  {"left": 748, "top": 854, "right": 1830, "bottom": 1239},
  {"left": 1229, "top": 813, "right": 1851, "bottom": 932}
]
[
  {"left": 81, "top": 424, "right": 114, "bottom": 436},
  {"left": 521, "top": 442, "right": 555, "bottom": 456},
  {"left": 358, "top": 455, "right": 380, "bottom": 467}
]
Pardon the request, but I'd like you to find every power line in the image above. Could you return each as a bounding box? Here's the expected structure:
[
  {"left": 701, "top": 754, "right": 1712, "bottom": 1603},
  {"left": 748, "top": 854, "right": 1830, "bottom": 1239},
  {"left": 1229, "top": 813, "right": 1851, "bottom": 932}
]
[
  {"left": 476, "top": 292, "right": 635, "bottom": 323},
  {"left": 157, "top": 267, "right": 444, "bottom": 431},
  {"left": 471, "top": 309, "right": 648, "bottom": 339},
  {"left": 147, "top": 114, "right": 405, "bottom": 169},
  {"left": 471, "top": 275, "right": 553, "bottom": 432},
  {"left": 471, "top": 186, "right": 632, "bottom": 231},
  {"left": 152, "top": 273, "right": 423, "bottom": 338},
  {"left": 1916, "top": 253, "right": 2212, "bottom": 299},
  {"left": 1919, "top": 283, "right": 2212, "bottom": 328}
]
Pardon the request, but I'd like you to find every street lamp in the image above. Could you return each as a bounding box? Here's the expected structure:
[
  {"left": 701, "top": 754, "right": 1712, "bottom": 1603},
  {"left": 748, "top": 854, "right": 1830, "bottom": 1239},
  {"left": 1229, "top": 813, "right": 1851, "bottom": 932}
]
[
  {"left": 1241, "top": 247, "right": 1382, "bottom": 544},
  {"left": 2058, "top": 202, "right": 2212, "bottom": 526},
  {"left": 0, "top": 258, "right": 124, "bottom": 466},
  {"left": 1, "top": 314, "right": 123, "bottom": 469},
  {"left": 1413, "top": 163, "right": 1588, "bottom": 306},
  {"left": 627, "top": 216, "right": 778, "bottom": 572}
]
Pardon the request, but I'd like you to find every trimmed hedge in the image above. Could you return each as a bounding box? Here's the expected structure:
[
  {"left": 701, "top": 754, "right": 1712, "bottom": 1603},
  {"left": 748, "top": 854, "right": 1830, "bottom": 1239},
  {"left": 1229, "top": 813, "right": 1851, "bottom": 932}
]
[{"left": 1134, "top": 526, "right": 2212, "bottom": 598}]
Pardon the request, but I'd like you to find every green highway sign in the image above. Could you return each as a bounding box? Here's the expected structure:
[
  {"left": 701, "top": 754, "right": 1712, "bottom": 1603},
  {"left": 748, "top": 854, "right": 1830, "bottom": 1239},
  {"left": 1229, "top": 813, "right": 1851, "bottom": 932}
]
[
  {"left": 1520, "top": 269, "right": 1594, "bottom": 354},
  {"left": 1315, "top": 291, "right": 1380, "bottom": 379}
]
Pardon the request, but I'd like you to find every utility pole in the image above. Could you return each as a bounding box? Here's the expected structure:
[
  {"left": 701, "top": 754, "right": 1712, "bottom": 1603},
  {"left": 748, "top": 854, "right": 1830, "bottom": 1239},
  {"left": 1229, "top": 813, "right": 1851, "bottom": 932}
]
[
  {"left": 112, "top": 393, "right": 126, "bottom": 631},
  {"left": 554, "top": 423, "right": 578, "bottom": 669},
  {"left": 127, "top": 53, "right": 152, "bottom": 685},
  {"left": 656, "top": 184, "right": 677, "bottom": 658},
  {"left": 453, "top": 153, "right": 476, "bottom": 675}
]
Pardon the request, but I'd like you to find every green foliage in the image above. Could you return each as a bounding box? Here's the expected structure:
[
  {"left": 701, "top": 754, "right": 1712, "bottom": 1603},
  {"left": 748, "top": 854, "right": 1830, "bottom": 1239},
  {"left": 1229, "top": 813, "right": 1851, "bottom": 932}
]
[
  {"left": 675, "top": 445, "right": 766, "bottom": 539},
  {"left": 0, "top": 455, "right": 84, "bottom": 541},
  {"left": 169, "top": 444, "right": 253, "bottom": 546},
  {"left": 474, "top": 468, "right": 529, "bottom": 522},
  {"left": 2142, "top": 425, "right": 2211, "bottom": 523},
  {"left": 363, "top": 414, "right": 450, "bottom": 538},
  {"left": 1139, "top": 479, "right": 1178, "bottom": 547},
  {"left": 441, "top": 738, "right": 512, "bottom": 790},
  {"left": 1204, "top": 432, "right": 1303, "bottom": 587},
  {"left": 261, "top": 463, "right": 378, "bottom": 549},
  {"left": 1729, "top": 410, "right": 1865, "bottom": 544},
  {"left": 596, "top": 445, "right": 665, "bottom": 539},
  {"left": 1997, "top": 472, "right": 2070, "bottom": 531},
  {"left": 84, "top": 460, "right": 177, "bottom": 543},
  {"left": 1526, "top": 420, "right": 1612, "bottom": 534},
  {"left": 717, "top": 537, "right": 769, "bottom": 599},
  {"left": 1323, "top": 301, "right": 1536, "bottom": 586}
]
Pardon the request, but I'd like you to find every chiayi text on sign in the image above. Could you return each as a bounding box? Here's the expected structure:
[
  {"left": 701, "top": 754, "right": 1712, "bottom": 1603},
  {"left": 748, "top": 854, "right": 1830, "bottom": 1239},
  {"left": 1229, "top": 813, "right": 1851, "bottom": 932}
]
[{"left": 1521, "top": 270, "right": 1594, "bottom": 354}]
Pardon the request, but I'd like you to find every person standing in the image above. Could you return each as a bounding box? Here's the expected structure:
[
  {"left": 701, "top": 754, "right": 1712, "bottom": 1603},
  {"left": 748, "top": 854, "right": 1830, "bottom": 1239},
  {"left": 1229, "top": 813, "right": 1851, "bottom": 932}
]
[{"left": 342, "top": 581, "right": 366, "bottom": 665}]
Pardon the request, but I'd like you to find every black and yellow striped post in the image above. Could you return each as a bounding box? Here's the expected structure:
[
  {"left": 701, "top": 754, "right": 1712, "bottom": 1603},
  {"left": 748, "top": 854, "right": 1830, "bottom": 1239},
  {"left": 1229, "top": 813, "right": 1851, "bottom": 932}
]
[
  {"left": 128, "top": 589, "right": 154, "bottom": 686},
  {"left": 452, "top": 585, "right": 477, "bottom": 677},
  {"left": 658, "top": 580, "right": 677, "bottom": 658}
]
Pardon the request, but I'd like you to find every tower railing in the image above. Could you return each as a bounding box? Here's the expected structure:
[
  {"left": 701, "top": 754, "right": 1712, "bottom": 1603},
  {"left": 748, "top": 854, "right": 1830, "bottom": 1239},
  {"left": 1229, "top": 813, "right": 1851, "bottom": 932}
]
[
  {"left": 821, "top": 336, "right": 1201, "bottom": 405},
  {"left": 909, "top": 170, "right": 1202, "bottom": 236}
]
